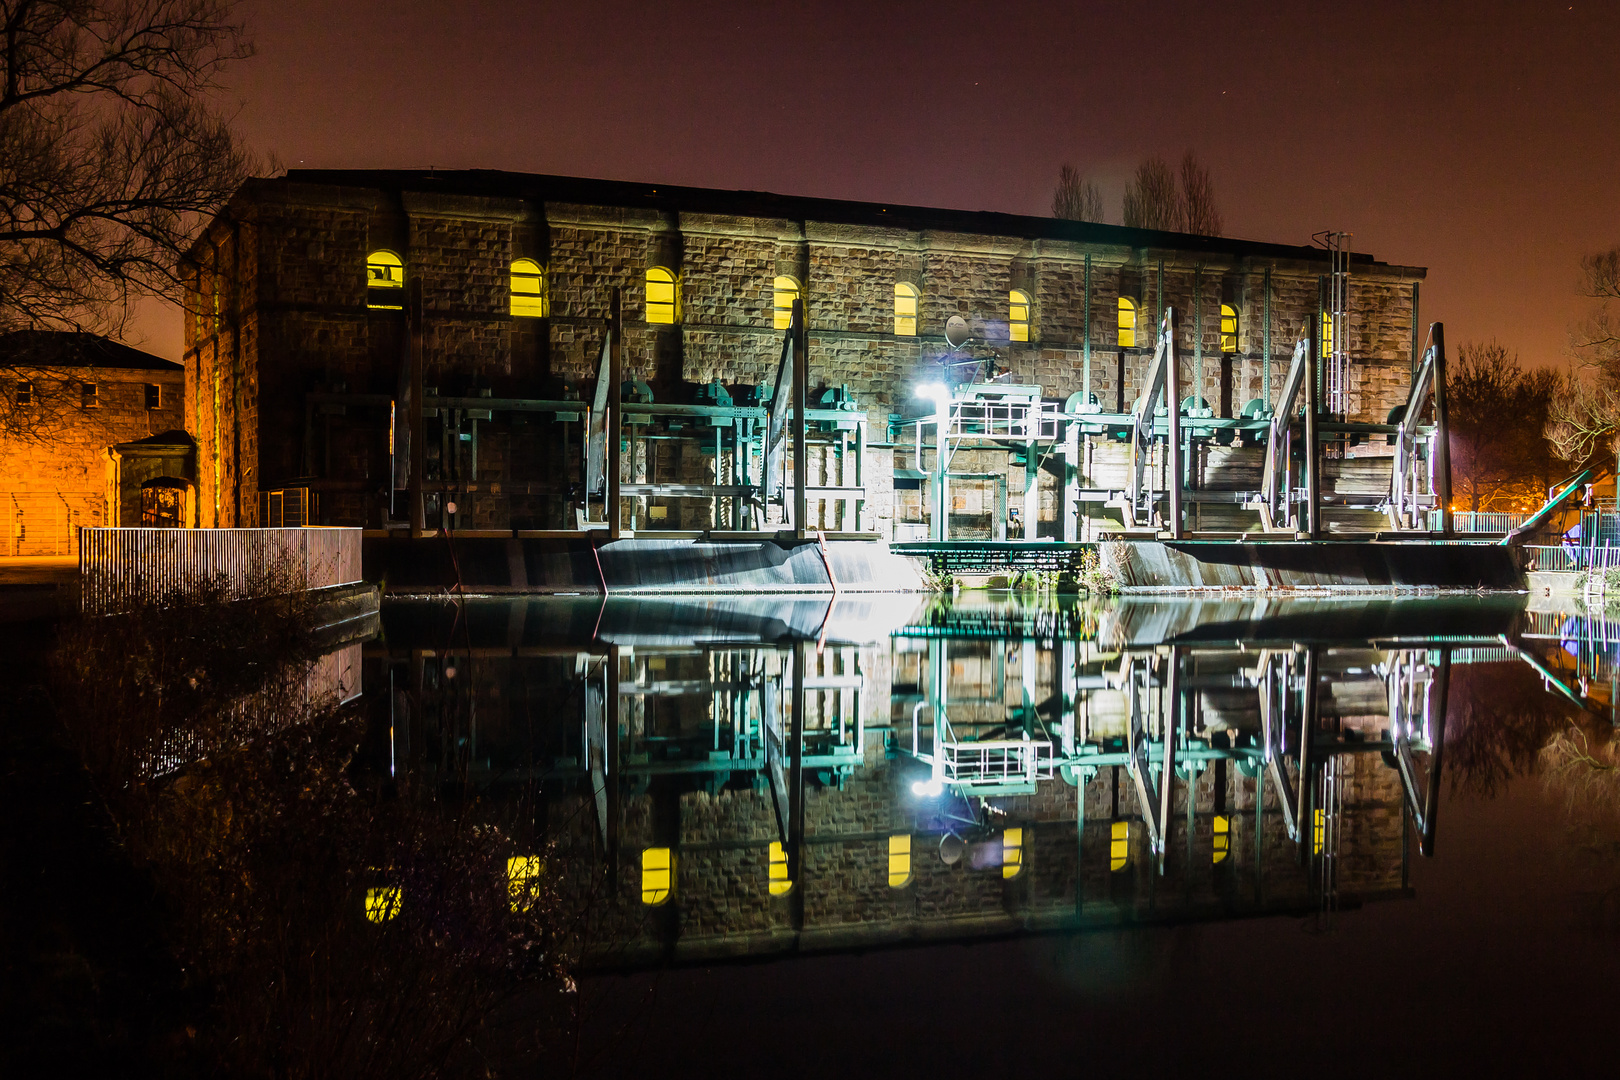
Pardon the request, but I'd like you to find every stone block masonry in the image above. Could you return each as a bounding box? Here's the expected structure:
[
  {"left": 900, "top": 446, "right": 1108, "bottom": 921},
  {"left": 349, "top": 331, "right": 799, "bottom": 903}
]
[{"left": 184, "top": 169, "right": 1425, "bottom": 530}]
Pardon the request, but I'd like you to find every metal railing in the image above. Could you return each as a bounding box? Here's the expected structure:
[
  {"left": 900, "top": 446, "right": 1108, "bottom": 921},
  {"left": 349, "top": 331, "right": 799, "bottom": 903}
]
[
  {"left": 939, "top": 737, "right": 1055, "bottom": 787},
  {"left": 1524, "top": 545, "right": 1579, "bottom": 571},
  {"left": 80, "top": 526, "right": 364, "bottom": 613},
  {"left": 1430, "top": 510, "right": 1527, "bottom": 534}
]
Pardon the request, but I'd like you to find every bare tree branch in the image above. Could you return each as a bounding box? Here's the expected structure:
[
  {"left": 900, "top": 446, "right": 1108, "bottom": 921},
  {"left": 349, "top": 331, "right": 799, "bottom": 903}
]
[
  {"left": 1122, "top": 155, "right": 1178, "bottom": 231},
  {"left": 1051, "top": 162, "right": 1103, "bottom": 223},
  {"left": 1179, "top": 150, "right": 1222, "bottom": 236}
]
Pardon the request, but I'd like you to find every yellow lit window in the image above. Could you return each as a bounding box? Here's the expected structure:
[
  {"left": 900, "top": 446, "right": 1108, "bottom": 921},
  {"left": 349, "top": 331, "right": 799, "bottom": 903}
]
[
  {"left": 646, "top": 266, "right": 678, "bottom": 325},
  {"left": 641, "top": 847, "right": 672, "bottom": 906},
  {"left": 1110, "top": 820, "right": 1130, "bottom": 871},
  {"left": 768, "top": 840, "right": 793, "bottom": 896},
  {"left": 1213, "top": 814, "right": 1230, "bottom": 864},
  {"left": 364, "top": 885, "right": 401, "bottom": 923},
  {"left": 1118, "top": 297, "right": 1137, "bottom": 348},
  {"left": 1220, "top": 304, "right": 1238, "bottom": 353},
  {"left": 773, "top": 275, "right": 800, "bottom": 330},
  {"left": 511, "top": 258, "right": 548, "bottom": 318},
  {"left": 894, "top": 282, "right": 919, "bottom": 337},
  {"left": 888, "top": 834, "right": 912, "bottom": 888},
  {"left": 1002, "top": 827, "right": 1024, "bottom": 879},
  {"left": 508, "top": 854, "right": 543, "bottom": 911},
  {"left": 1312, "top": 808, "right": 1325, "bottom": 855},
  {"left": 1009, "top": 289, "right": 1031, "bottom": 342},
  {"left": 366, "top": 250, "right": 404, "bottom": 311},
  {"left": 1320, "top": 312, "right": 1334, "bottom": 357}
]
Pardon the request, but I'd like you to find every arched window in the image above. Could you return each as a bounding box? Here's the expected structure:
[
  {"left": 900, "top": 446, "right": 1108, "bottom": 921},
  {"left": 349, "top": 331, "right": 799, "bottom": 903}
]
[
  {"left": 1312, "top": 808, "right": 1325, "bottom": 855},
  {"left": 364, "top": 886, "right": 401, "bottom": 923},
  {"left": 641, "top": 847, "right": 673, "bottom": 905},
  {"left": 1002, "top": 827, "right": 1024, "bottom": 879},
  {"left": 768, "top": 840, "right": 793, "bottom": 896},
  {"left": 367, "top": 250, "right": 404, "bottom": 311},
  {"left": 887, "top": 833, "right": 912, "bottom": 888},
  {"left": 894, "top": 282, "right": 919, "bottom": 337},
  {"left": 1319, "top": 312, "right": 1335, "bottom": 357},
  {"left": 1212, "top": 814, "right": 1230, "bottom": 864},
  {"left": 1110, "top": 820, "right": 1130, "bottom": 871},
  {"left": 773, "top": 275, "right": 800, "bottom": 330},
  {"left": 1009, "top": 289, "right": 1032, "bottom": 342},
  {"left": 646, "top": 266, "right": 679, "bottom": 325},
  {"left": 1220, "top": 304, "right": 1238, "bottom": 353},
  {"left": 511, "top": 258, "right": 548, "bottom": 318},
  {"left": 1118, "top": 297, "right": 1137, "bottom": 348},
  {"left": 508, "top": 855, "right": 542, "bottom": 912}
]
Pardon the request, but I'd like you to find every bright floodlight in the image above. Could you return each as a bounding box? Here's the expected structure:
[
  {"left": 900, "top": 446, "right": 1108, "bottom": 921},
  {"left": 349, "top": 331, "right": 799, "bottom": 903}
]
[
  {"left": 911, "top": 778, "right": 944, "bottom": 798},
  {"left": 914, "top": 382, "right": 949, "bottom": 403}
]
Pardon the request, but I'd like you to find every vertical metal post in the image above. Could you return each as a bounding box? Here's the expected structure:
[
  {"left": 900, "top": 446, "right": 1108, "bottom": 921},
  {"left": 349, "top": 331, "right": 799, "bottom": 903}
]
[
  {"left": 792, "top": 298, "right": 808, "bottom": 536},
  {"left": 1430, "top": 322, "right": 1452, "bottom": 537},
  {"left": 606, "top": 644, "right": 621, "bottom": 881},
  {"left": 1193, "top": 264, "right": 1203, "bottom": 409},
  {"left": 1305, "top": 317, "right": 1321, "bottom": 539},
  {"left": 1262, "top": 267, "right": 1272, "bottom": 404},
  {"left": 932, "top": 392, "right": 950, "bottom": 542},
  {"left": 607, "top": 289, "right": 623, "bottom": 540},
  {"left": 1023, "top": 443, "right": 1039, "bottom": 540},
  {"left": 1062, "top": 421, "right": 1079, "bottom": 542},
  {"left": 1082, "top": 253, "right": 1092, "bottom": 402},
  {"left": 1166, "top": 309, "right": 1184, "bottom": 539},
  {"left": 1410, "top": 282, "right": 1421, "bottom": 381},
  {"left": 407, "top": 276, "right": 425, "bottom": 535},
  {"left": 789, "top": 641, "right": 807, "bottom": 907}
]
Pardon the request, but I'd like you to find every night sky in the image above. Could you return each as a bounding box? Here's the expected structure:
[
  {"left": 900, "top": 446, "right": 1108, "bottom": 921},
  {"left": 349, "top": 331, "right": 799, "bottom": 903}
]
[{"left": 137, "top": 1, "right": 1620, "bottom": 371}]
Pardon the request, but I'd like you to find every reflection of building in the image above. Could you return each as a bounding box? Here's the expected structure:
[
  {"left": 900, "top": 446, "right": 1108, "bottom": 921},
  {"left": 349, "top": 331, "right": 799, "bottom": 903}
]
[
  {"left": 185, "top": 171, "right": 1424, "bottom": 532},
  {"left": 0, "top": 331, "right": 190, "bottom": 553},
  {"left": 365, "top": 595, "right": 1466, "bottom": 968}
]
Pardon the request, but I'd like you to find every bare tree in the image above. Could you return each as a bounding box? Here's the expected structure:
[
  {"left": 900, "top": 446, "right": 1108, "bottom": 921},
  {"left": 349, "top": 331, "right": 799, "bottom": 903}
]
[
  {"left": 1178, "top": 151, "right": 1223, "bottom": 236},
  {"left": 1448, "top": 341, "right": 1561, "bottom": 512},
  {"left": 0, "top": 1, "right": 253, "bottom": 335},
  {"left": 1548, "top": 247, "right": 1620, "bottom": 467},
  {"left": 1051, "top": 163, "right": 1103, "bottom": 223},
  {"left": 1122, "top": 156, "right": 1179, "bottom": 231}
]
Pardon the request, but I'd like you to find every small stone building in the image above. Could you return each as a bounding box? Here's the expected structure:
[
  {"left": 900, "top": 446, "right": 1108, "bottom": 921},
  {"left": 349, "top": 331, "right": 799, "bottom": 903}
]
[
  {"left": 185, "top": 170, "right": 1426, "bottom": 531},
  {"left": 0, "top": 331, "right": 189, "bottom": 554}
]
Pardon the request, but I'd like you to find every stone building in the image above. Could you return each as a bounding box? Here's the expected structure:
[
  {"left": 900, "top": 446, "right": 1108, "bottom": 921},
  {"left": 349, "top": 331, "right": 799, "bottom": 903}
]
[
  {"left": 185, "top": 170, "right": 1425, "bottom": 533},
  {"left": 0, "top": 331, "right": 190, "bottom": 554}
]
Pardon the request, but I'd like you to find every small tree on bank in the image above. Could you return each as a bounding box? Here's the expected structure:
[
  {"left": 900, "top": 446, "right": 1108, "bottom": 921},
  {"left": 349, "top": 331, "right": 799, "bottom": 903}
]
[
  {"left": 1448, "top": 341, "right": 1562, "bottom": 512},
  {"left": 1549, "top": 247, "right": 1620, "bottom": 473}
]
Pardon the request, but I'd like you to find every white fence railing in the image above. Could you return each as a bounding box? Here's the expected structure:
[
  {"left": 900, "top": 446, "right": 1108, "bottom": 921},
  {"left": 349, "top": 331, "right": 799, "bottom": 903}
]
[
  {"left": 1430, "top": 510, "right": 1528, "bottom": 534},
  {"left": 939, "top": 738, "right": 1055, "bottom": 787},
  {"left": 79, "top": 527, "right": 364, "bottom": 613}
]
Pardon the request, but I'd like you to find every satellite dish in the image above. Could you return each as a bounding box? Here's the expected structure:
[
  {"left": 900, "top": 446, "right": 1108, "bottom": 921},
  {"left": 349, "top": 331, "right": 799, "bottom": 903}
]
[
  {"left": 944, "top": 315, "right": 970, "bottom": 349},
  {"left": 939, "top": 834, "right": 965, "bottom": 866}
]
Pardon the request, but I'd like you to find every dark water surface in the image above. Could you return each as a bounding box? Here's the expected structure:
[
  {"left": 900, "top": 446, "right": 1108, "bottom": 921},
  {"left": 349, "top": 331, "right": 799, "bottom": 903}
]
[{"left": 360, "top": 591, "right": 1620, "bottom": 1076}]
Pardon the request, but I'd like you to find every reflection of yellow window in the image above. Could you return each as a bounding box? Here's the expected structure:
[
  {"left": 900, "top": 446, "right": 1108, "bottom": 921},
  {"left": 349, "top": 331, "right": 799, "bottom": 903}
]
[
  {"left": 508, "top": 854, "right": 543, "bottom": 911},
  {"left": 641, "top": 847, "right": 672, "bottom": 905},
  {"left": 1110, "top": 820, "right": 1130, "bottom": 871},
  {"left": 1002, "top": 827, "right": 1024, "bottom": 879},
  {"left": 366, "top": 250, "right": 404, "bottom": 310},
  {"left": 511, "top": 258, "right": 547, "bottom": 318},
  {"left": 1009, "top": 289, "right": 1031, "bottom": 342},
  {"left": 1312, "top": 808, "right": 1325, "bottom": 855},
  {"left": 894, "top": 282, "right": 918, "bottom": 336},
  {"left": 1118, "top": 297, "right": 1137, "bottom": 348},
  {"left": 365, "top": 886, "right": 401, "bottom": 923},
  {"left": 1320, "top": 312, "right": 1334, "bottom": 357},
  {"left": 1213, "top": 814, "right": 1230, "bottom": 864},
  {"left": 646, "top": 266, "right": 678, "bottom": 325},
  {"left": 768, "top": 840, "right": 793, "bottom": 896},
  {"left": 773, "top": 275, "right": 800, "bottom": 330},
  {"left": 1220, "top": 304, "right": 1238, "bottom": 353},
  {"left": 888, "top": 834, "right": 912, "bottom": 888}
]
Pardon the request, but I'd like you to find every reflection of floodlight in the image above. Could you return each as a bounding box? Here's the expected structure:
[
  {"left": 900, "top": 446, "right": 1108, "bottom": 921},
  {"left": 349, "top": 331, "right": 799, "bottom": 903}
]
[
  {"left": 911, "top": 778, "right": 944, "bottom": 798},
  {"left": 914, "top": 382, "right": 949, "bottom": 404}
]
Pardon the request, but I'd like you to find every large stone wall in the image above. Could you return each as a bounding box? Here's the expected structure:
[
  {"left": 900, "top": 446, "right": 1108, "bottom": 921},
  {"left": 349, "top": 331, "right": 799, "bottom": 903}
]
[{"left": 184, "top": 177, "right": 1425, "bottom": 529}]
